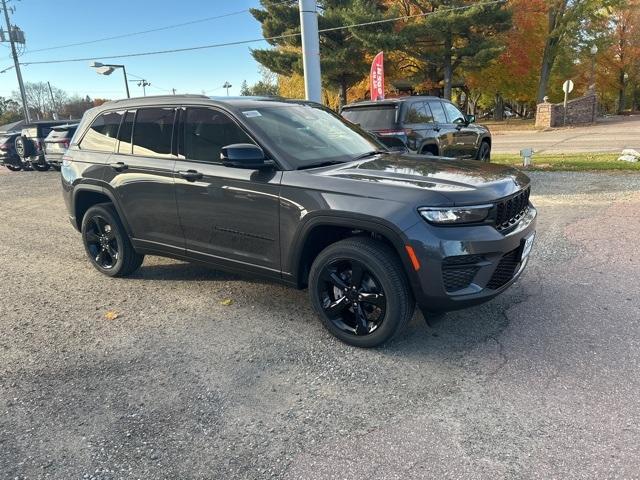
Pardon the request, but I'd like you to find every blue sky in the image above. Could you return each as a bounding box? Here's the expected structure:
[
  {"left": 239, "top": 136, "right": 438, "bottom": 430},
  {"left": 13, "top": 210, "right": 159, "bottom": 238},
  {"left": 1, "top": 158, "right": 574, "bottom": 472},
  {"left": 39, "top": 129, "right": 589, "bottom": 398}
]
[{"left": 0, "top": 0, "right": 271, "bottom": 100}]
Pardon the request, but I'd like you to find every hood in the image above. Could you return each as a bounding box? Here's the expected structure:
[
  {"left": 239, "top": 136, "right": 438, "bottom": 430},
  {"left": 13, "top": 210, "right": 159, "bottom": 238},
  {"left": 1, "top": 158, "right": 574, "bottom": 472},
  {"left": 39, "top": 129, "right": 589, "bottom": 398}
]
[{"left": 311, "top": 153, "right": 530, "bottom": 205}]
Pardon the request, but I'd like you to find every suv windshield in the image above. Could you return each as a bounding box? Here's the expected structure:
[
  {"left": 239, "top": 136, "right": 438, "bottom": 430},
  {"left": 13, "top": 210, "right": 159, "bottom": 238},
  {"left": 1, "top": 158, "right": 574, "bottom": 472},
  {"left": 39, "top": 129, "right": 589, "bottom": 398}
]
[
  {"left": 239, "top": 104, "right": 382, "bottom": 168},
  {"left": 341, "top": 106, "right": 397, "bottom": 130}
]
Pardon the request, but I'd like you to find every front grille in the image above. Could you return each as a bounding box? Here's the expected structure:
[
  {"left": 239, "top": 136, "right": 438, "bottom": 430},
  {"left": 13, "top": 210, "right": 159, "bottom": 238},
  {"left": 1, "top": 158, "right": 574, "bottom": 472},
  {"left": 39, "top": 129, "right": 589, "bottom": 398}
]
[
  {"left": 442, "top": 255, "right": 483, "bottom": 292},
  {"left": 487, "top": 247, "right": 521, "bottom": 289},
  {"left": 495, "top": 187, "right": 530, "bottom": 232}
]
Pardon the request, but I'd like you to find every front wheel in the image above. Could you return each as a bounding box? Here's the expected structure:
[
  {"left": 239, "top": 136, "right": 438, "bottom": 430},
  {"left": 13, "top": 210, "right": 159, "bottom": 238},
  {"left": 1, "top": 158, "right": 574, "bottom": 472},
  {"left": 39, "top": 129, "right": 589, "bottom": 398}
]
[
  {"left": 308, "top": 237, "right": 414, "bottom": 348},
  {"left": 81, "top": 204, "right": 144, "bottom": 277},
  {"left": 477, "top": 141, "right": 491, "bottom": 162},
  {"left": 5, "top": 164, "right": 21, "bottom": 171}
]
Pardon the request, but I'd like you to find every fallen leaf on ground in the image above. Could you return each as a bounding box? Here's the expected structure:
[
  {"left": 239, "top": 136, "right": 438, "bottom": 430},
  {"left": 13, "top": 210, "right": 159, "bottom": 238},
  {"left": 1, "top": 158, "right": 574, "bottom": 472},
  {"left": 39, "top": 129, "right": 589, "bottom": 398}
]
[
  {"left": 104, "top": 310, "right": 120, "bottom": 320},
  {"left": 219, "top": 298, "right": 234, "bottom": 306}
]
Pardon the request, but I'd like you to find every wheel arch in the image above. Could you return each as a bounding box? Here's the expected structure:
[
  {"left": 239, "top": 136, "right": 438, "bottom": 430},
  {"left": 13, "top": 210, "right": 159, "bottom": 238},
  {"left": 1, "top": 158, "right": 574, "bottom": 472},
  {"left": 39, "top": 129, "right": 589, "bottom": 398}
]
[
  {"left": 72, "top": 185, "right": 132, "bottom": 236},
  {"left": 289, "top": 214, "right": 420, "bottom": 294},
  {"left": 419, "top": 141, "right": 439, "bottom": 155}
]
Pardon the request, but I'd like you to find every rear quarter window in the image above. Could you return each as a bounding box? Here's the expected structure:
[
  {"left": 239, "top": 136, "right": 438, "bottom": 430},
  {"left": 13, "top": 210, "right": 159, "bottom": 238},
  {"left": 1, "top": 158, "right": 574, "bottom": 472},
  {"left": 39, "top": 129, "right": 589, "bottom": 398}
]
[
  {"left": 79, "top": 111, "right": 124, "bottom": 152},
  {"left": 341, "top": 106, "right": 397, "bottom": 130}
]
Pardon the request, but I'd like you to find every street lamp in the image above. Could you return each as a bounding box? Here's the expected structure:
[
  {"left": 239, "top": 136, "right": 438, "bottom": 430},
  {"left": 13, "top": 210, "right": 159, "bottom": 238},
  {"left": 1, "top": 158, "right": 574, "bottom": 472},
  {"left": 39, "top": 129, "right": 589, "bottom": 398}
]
[
  {"left": 589, "top": 44, "right": 598, "bottom": 91},
  {"left": 90, "top": 61, "right": 130, "bottom": 98},
  {"left": 223, "top": 81, "right": 232, "bottom": 96}
]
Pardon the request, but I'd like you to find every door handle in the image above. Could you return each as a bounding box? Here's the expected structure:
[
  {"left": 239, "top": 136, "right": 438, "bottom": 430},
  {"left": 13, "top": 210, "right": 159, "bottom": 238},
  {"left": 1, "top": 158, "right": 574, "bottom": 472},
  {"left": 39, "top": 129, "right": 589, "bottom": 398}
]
[
  {"left": 178, "top": 169, "right": 203, "bottom": 182},
  {"left": 109, "top": 161, "right": 128, "bottom": 172}
]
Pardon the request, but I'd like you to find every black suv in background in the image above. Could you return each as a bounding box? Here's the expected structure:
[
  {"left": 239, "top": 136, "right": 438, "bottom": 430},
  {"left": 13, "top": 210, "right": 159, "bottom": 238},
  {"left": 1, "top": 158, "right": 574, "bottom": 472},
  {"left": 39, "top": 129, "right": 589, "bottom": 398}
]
[
  {"left": 341, "top": 96, "right": 492, "bottom": 161},
  {"left": 44, "top": 123, "right": 78, "bottom": 170},
  {"left": 62, "top": 95, "right": 535, "bottom": 348},
  {"left": 16, "top": 120, "right": 75, "bottom": 171}
]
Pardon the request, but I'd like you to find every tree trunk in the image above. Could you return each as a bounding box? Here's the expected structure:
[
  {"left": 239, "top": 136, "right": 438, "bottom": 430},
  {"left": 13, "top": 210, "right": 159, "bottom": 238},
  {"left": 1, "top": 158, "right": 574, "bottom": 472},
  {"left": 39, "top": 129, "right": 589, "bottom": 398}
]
[
  {"left": 443, "top": 34, "right": 453, "bottom": 100},
  {"left": 339, "top": 76, "right": 348, "bottom": 107},
  {"left": 494, "top": 93, "right": 504, "bottom": 121},
  {"left": 618, "top": 70, "right": 626, "bottom": 114},
  {"left": 536, "top": 38, "right": 556, "bottom": 103},
  {"left": 536, "top": 5, "right": 566, "bottom": 104}
]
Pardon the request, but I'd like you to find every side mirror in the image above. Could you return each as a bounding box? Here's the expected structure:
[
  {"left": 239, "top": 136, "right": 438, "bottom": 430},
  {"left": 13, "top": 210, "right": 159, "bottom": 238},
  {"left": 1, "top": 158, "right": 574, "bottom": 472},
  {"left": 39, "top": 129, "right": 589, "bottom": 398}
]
[
  {"left": 220, "top": 143, "right": 272, "bottom": 169},
  {"left": 465, "top": 114, "right": 476, "bottom": 124}
]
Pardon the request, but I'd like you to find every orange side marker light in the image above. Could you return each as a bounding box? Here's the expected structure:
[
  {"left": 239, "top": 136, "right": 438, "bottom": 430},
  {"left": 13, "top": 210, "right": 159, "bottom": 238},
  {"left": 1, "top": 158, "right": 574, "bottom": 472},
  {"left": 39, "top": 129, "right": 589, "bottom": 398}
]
[{"left": 405, "top": 245, "right": 421, "bottom": 271}]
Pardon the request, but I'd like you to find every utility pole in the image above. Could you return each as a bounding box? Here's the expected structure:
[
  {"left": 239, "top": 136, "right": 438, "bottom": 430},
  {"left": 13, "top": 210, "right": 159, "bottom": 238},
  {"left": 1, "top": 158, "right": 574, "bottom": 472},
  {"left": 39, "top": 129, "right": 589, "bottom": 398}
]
[
  {"left": 171, "top": 88, "right": 176, "bottom": 95},
  {"left": 223, "top": 81, "right": 232, "bottom": 96},
  {"left": 1, "top": 0, "right": 30, "bottom": 122},
  {"left": 130, "top": 79, "right": 150, "bottom": 97},
  {"left": 47, "top": 81, "right": 57, "bottom": 119},
  {"left": 299, "top": 0, "right": 322, "bottom": 103}
]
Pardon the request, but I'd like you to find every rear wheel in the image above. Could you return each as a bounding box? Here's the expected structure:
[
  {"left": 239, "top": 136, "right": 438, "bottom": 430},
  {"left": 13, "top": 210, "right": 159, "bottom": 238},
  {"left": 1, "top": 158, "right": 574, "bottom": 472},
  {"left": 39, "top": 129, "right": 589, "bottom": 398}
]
[
  {"left": 81, "top": 204, "right": 144, "bottom": 277},
  {"left": 309, "top": 237, "right": 414, "bottom": 348},
  {"left": 5, "top": 164, "right": 21, "bottom": 171}
]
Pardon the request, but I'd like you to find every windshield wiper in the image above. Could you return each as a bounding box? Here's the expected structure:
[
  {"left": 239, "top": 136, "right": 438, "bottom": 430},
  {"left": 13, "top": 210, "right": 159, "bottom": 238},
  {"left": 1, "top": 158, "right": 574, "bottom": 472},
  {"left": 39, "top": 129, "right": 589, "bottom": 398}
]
[
  {"left": 297, "top": 160, "right": 346, "bottom": 170},
  {"left": 352, "top": 150, "right": 388, "bottom": 161}
]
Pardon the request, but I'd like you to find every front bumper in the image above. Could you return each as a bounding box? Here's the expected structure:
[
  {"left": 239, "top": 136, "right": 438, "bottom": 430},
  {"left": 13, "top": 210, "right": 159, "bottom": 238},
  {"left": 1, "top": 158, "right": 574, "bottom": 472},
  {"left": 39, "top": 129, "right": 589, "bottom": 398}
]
[{"left": 403, "top": 205, "right": 537, "bottom": 312}]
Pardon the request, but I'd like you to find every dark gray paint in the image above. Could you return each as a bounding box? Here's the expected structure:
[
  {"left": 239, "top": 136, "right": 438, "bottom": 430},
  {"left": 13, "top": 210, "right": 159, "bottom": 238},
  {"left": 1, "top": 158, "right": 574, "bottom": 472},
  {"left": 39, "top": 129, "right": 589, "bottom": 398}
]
[{"left": 62, "top": 95, "right": 536, "bottom": 312}]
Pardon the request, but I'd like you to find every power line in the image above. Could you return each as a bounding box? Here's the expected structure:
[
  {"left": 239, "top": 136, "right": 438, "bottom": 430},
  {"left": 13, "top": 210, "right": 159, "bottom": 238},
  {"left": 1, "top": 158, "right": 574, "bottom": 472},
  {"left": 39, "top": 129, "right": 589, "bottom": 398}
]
[
  {"left": 23, "top": 0, "right": 297, "bottom": 55},
  {"left": 19, "top": 1, "right": 505, "bottom": 66}
]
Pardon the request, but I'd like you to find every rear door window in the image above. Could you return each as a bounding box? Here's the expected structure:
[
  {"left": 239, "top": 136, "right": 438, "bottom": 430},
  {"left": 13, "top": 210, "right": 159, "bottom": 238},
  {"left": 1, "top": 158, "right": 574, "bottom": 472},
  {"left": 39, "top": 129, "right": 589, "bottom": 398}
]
[
  {"left": 79, "top": 111, "right": 123, "bottom": 152},
  {"left": 182, "top": 107, "right": 253, "bottom": 163},
  {"left": 132, "top": 108, "right": 175, "bottom": 158},
  {"left": 404, "top": 102, "right": 434, "bottom": 124},
  {"left": 427, "top": 101, "right": 448, "bottom": 124},
  {"left": 341, "top": 106, "right": 397, "bottom": 130}
]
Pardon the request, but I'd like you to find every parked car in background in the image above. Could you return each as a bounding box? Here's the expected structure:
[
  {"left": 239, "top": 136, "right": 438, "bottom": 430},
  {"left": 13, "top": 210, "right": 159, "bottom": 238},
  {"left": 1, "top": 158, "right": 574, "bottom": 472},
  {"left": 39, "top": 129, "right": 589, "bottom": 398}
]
[
  {"left": 15, "top": 120, "right": 75, "bottom": 171},
  {"left": 43, "top": 123, "right": 78, "bottom": 170},
  {"left": 0, "top": 132, "right": 23, "bottom": 171},
  {"left": 62, "top": 95, "right": 535, "bottom": 348},
  {"left": 341, "top": 96, "right": 492, "bottom": 161}
]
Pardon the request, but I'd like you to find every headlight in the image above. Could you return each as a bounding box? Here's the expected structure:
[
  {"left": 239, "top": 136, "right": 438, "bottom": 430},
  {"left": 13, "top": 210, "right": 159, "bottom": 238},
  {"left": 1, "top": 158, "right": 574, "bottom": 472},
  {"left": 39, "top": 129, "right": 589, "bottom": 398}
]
[{"left": 419, "top": 204, "right": 492, "bottom": 225}]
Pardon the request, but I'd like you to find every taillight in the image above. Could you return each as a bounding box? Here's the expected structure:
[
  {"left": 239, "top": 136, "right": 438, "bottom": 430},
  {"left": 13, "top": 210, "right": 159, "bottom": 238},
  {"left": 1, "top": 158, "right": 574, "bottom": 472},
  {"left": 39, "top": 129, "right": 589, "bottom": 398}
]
[
  {"left": 60, "top": 139, "right": 70, "bottom": 149},
  {"left": 0, "top": 144, "right": 8, "bottom": 151},
  {"left": 376, "top": 128, "right": 411, "bottom": 136}
]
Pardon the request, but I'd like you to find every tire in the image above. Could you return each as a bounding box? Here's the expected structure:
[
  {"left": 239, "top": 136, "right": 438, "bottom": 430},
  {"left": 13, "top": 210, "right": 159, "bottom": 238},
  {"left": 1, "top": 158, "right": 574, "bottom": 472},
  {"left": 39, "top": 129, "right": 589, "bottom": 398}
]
[
  {"left": 81, "top": 204, "right": 144, "bottom": 277},
  {"left": 15, "top": 136, "right": 34, "bottom": 158},
  {"left": 52, "top": 165, "right": 61, "bottom": 171},
  {"left": 308, "top": 237, "right": 415, "bottom": 348},
  {"left": 477, "top": 141, "right": 491, "bottom": 162},
  {"left": 5, "top": 164, "right": 21, "bottom": 171},
  {"left": 32, "top": 162, "right": 50, "bottom": 172}
]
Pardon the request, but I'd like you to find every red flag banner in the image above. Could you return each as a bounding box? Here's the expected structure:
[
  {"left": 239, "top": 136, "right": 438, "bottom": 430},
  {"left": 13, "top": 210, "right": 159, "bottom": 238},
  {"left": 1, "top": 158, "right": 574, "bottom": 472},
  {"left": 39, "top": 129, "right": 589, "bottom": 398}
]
[{"left": 370, "top": 51, "right": 385, "bottom": 101}]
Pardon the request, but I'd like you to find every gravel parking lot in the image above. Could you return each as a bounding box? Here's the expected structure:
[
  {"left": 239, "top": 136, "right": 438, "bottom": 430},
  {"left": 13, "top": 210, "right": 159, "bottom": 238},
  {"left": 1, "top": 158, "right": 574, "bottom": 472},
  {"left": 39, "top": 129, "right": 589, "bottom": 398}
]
[{"left": 1, "top": 169, "right": 639, "bottom": 479}]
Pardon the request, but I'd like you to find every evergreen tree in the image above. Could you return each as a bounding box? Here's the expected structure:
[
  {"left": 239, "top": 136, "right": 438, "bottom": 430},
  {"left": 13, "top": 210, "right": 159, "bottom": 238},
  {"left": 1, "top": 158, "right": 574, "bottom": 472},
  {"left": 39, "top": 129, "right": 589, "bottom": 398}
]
[
  {"left": 250, "top": 0, "right": 397, "bottom": 105},
  {"left": 394, "top": 0, "right": 512, "bottom": 100}
]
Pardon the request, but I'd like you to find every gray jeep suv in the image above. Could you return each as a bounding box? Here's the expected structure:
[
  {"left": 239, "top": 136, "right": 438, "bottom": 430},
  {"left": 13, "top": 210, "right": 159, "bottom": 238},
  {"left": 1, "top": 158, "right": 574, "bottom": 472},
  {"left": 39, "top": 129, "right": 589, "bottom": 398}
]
[{"left": 61, "top": 95, "right": 536, "bottom": 347}]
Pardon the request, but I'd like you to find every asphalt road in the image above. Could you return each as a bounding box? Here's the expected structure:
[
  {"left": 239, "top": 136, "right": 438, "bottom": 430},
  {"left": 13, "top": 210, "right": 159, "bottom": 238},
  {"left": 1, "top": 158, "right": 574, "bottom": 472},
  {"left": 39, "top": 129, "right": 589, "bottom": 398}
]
[
  {"left": 1, "top": 169, "right": 639, "bottom": 479},
  {"left": 491, "top": 115, "right": 640, "bottom": 154}
]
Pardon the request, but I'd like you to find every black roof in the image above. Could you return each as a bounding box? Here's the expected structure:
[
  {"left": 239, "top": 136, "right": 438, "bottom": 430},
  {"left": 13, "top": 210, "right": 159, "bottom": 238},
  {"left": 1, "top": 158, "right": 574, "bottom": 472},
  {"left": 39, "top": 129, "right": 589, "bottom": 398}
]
[
  {"left": 342, "top": 96, "right": 444, "bottom": 109},
  {"left": 101, "top": 94, "right": 312, "bottom": 111}
]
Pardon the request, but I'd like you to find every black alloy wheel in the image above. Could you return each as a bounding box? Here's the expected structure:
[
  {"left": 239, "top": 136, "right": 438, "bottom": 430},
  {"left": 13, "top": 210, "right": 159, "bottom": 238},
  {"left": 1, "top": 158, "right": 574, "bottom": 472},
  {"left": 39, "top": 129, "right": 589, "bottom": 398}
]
[
  {"left": 309, "top": 237, "right": 414, "bottom": 348},
  {"left": 317, "top": 258, "right": 387, "bottom": 336},
  {"left": 85, "top": 214, "right": 119, "bottom": 270},
  {"left": 81, "top": 204, "right": 144, "bottom": 277}
]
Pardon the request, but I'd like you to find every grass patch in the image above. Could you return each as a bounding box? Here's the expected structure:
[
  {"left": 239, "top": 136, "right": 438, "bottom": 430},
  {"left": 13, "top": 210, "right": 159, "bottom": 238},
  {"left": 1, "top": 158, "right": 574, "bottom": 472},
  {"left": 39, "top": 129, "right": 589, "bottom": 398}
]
[{"left": 491, "top": 152, "right": 640, "bottom": 171}]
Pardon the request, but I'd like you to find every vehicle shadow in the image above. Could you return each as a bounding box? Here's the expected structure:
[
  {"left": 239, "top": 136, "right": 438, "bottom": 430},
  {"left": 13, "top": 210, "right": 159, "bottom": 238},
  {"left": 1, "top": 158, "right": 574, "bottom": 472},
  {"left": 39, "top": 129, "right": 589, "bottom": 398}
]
[{"left": 130, "top": 261, "right": 262, "bottom": 284}]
